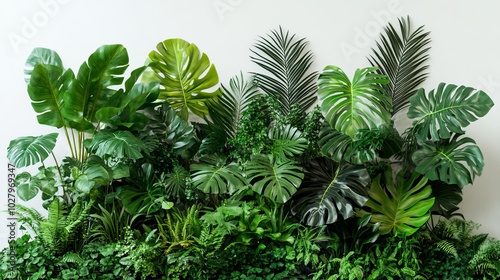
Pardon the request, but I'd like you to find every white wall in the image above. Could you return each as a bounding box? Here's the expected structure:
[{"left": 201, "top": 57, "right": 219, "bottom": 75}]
[{"left": 1, "top": 0, "right": 499, "bottom": 248}]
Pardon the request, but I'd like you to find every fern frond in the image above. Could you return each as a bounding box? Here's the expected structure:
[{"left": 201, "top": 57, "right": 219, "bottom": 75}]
[
  {"left": 14, "top": 204, "right": 44, "bottom": 235},
  {"left": 435, "top": 240, "right": 458, "bottom": 257}
]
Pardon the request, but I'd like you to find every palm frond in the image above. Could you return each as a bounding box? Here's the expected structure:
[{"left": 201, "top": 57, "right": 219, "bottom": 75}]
[
  {"left": 368, "top": 16, "right": 431, "bottom": 115},
  {"left": 251, "top": 26, "right": 317, "bottom": 114}
]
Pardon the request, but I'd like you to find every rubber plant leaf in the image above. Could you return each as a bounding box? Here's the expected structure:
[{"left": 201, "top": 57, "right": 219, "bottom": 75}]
[
  {"left": 317, "top": 66, "right": 391, "bottom": 138},
  {"left": 7, "top": 133, "right": 58, "bottom": 168},
  {"left": 407, "top": 83, "right": 494, "bottom": 143},
  {"left": 246, "top": 154, "right": 304, "bottom": 204},
  {"left": 412, "top": 133, "right": 484, "bottom": 187},
  {"left": 290, "top": 157, "right": 370, "bottom": 226},
  {"left": 147, "top": 38, "right": 219, "bottom": 120},
  {"left": 191, "top": 155, "right": 248, "bottom": 195},
  {"left": 364, "top": 168, "right": 435, "bottom": 236}
]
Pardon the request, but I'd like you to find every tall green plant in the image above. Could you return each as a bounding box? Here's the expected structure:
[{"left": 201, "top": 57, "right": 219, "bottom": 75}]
[{"left": 251, "top": 26, "right": 317, "bottom": 114}]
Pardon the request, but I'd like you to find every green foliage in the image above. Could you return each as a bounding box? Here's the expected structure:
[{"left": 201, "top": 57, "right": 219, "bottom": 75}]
[
  {"left": 364, "top": 168, "right": 434, "bottom": 236},
  {"left": 246, "top": 154, "right": 304, "bottom": 204},
  {"left": 291, "top": 158, "right": 370, "bottom": 226},
  {"left": 7, "top": 133, "right": 58, "bottom": 169},
  {"left": 268, "top": 124, "right": 308, "bottom": 163},
  {"left": 318, "top": 66, "right": 391, "bottom": 138},
  {"left": 157, "top": 205, "right": 201, "bottom": 253},
  {"left": 88, "top": 203, "right": 141, "bottom": 243},
  {"left": 368, "top": 16, "right": 431, "bottom": 115},
  {"left": 191, "top": 155, "right": 247, "bottom": 195},
  {"left": 251, "top": 26, "right": 317, "bottom": 114},
  {"left": 147, "top": 38, "right": 220, "bottom": 120}
]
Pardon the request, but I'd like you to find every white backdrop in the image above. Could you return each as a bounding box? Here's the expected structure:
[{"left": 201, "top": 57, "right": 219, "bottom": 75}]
[{"left": 1, "top": 0, "right": 499, "bottom": 247}]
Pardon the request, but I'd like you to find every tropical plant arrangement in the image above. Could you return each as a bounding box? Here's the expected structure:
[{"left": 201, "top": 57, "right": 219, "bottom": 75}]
[{"left": 2, "top": 16, "right": 499, "bottom": 280}]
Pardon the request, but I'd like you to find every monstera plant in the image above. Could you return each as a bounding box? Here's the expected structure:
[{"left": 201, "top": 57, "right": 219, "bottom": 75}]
[
  {"left": 8, "top": 45, "right": 158, "bottom": 205},
  {"left": 289, "top": 16, "right": 494, "bottom": 234}
]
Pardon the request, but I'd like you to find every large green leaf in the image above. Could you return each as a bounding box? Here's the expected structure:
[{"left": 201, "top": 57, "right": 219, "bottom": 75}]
[
  {"left": 142, "top": 102, "right": 196, "bottom": 156},
  {"left": 158, "top": 165, "right": 189, "bottom": 199},
  {"left": 407, "top": 83, "right": 494, "bottom": 143},
  {"left": 8, "top": 133, "right": 58, "bottom": 168},
  {"left": 250, "top": 27, "right": 317, "bottom": 114},
  {"left": 62, "top": 44, "right": 129, "bottom": 132},
  {"left": 368, "top": 16, "right": 431, "bottom": 115},
  {"left": 246, "top": 154, "right": 304, "bottom": 203},
  {"left": 268, "top": 124, "right": 308, "bottom": 163},
  {"left": 84, "top": 131, "right": 145, "bottom": 160},
  {"left": 290, "top": 158, "right": 370, "bottom": 226},
  {"left": 364, "top": 169, "right": 435, "bottom": 236},
  {"left": 24, "top": 47, "right": 64, "bottom": 84},
  {"left": 207, "top": 72, "right": 261, "bottom": 138},
  {"left": 117, "top": 163, "right": 164, "bottom": 215},
  {"left": 191, "top": 155, "right": 247, "bottom": 195},
  {"left": 318, "top": 66, "right": 391, "bottom": 138},
  {"left": 14, "top": 172, "right": 40, "bottom": 201},
  {"left": 147, "top": 38, "right": 219, "bottom": 120},
  {"left": 412, "top": 134, "right": 484, "bottom": 187},
  {"left": 27, "top": 64, "right": 74, "bottom": 128}
]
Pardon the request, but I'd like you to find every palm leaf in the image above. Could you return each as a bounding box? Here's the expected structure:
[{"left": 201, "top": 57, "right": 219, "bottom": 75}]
[
  {"left": 7, "top": 133, "right": 58, "bottom": 168},
  {"left": 251, "top": 26, "right": 317, "bottom": 114},
  {"left": 368, "top": 16, "right": 431, "bottom": 115},
  {"left": 85, "top": 131, "right": 145, "bottom": 160},
  {"left": 412, "top": 133, "right": 484, "bottom": 187},
  {"left": 147, "top": 38, "right": 219, "bottom": 120},
  {"left": 290, "top": 158, "right": 370, "bottom": 226},
  {"left": 191, "top": 155, "right": 247, "bottom": 195},
  {"left": 62, "top": 44, "right": 129, "bottom": 132},
  {"left": 269, "top": 124, "right": 308, "bottom": 163},
  {"left": 364, "top": 169, "right": 435, "bottom": 236},
  {"left": 318, "top": 66, "right": 391, "bottom": 138},
  {"left": 207, "top": 72, "right": 261, "bottom": 138},
  {"left": 407, "top": 83, "right": 494, "bottom": 143},
  {"left": 246, "top": 154, "right": 304, "bottom": 203}
]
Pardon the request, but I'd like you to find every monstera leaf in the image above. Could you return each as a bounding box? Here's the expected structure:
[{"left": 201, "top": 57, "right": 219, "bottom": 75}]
[
  {"left": 412, "top": 133, "right": 484, "bottom": 187},
  {"left": 250, "top": 27, "right": 317, "bottom": 114},
  {"left": 85, "top": 131, "right": 145, "bottom": 160},
  {"left": 207, "top": 73, "right": 261, "bottom": 138},
  {"left": 246, "top": 154, "right": 304, "bottom": 203},
  {"left": 290, "top": 158, "right": 370, "bottom": 226},
  {"left": 364, "top": 169, "right": 435, "bottom": 236},
  {"left": 8, "top": 133, "right": 58, "bottom": 168},
  {"left": 27, "top": 63, "right": 74, "bottom": 128},
  {"left": 191, "top": 155, "right": 247, "bottom": 195},
  {"left": 428, "top": 180, "right": 463, "bottom": 219},
  {"left": 368, "top": 16, "right": 431, "bottom": 115},
  {"left": 407, "top": 83, "right": 494, "bottom": 143},
  {"left": 317, "top": 66, "right": 391, "bottom": 138},
  {"left": 62, "top": 44, "right": 129, "bottom": 132},
  {"left": 268, "top": 124, "right": 308, "bottom": 163},
  {"left": 147, "top": 38, "right": 219, "bottom": 120},
  {"left": 24, "top": 47, "right": 64, "bottom": 83}
]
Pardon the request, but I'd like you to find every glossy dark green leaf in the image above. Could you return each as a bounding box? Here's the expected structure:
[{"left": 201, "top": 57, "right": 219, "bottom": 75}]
[
  {"left": 24, "top": 47, "right": 64, "bottom": 84},
  {"left": 85, "top": 131, "right": 145, "bottom": 160},
  {"left": 7, "top": 133, "right": 58, "bottom": 168},
  {"left": 408, "top": 83, "right": 494, "bottom": 143},
  {"left": 14, "top": 172, "right": 40, "bottom": 201},
  {"left": 269, "top": 124, "right": 308, "bottom": 163},
  {"left": 412, "top": 134, "right": 484, "bottom": 187},
  {"left": 290, "top": 158, "right": 370, "bottom": 226},
  {"left": 191, "top": 155, "right": 247, "bottom": 195},
  {"left": 246, "top": 154, "right": 304, "bottom": 203}
]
